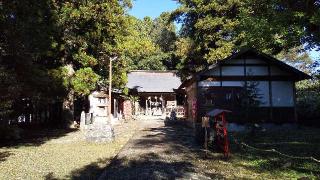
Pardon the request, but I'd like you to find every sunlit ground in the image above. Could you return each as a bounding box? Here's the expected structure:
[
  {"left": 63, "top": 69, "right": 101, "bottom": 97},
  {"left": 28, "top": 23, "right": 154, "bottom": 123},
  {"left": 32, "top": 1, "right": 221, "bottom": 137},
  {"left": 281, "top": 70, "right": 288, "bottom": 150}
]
[{"left": 0, "top": 121, "right": 139, "bottom": 179}]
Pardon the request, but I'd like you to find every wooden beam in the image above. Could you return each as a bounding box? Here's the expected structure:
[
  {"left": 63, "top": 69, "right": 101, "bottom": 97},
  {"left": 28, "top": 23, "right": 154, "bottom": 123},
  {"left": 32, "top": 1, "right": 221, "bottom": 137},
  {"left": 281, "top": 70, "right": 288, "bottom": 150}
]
[
  {"left": 200, "top": 75, "right": 296, "bottom": 81},
  {"left": 220, "top": 63, "right": 268, "bottom": 66}
]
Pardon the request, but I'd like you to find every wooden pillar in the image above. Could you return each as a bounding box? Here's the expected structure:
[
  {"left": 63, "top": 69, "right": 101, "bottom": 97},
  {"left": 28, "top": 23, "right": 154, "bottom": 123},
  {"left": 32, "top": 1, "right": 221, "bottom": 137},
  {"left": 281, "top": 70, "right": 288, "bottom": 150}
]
[
  {"left": 293, "top": 82, "right": 298, "bottom": 123},
  {"left": 268, "top": 64, "right": 273, "bottom": 122},
  {"left": 195, "top": 77, "right": 200, "bottom": 123},
  {"left": 244, "top": 56, "right": 248, "bottom": 120},
  {"left": 219, "top": 65, "right": 223, "bottom": 87}
]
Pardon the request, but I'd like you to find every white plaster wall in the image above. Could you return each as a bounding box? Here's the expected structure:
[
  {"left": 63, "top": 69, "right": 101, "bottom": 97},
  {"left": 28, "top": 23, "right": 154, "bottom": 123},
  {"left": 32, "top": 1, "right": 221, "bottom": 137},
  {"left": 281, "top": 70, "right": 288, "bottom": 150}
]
[
  {"left": 271, "top": 81, "right": 294, "bottom": 107},
  {"left": 246, "top": 66, "right": 268, "bottom": 76},
  {"left": 199, "top": 81, "right": 245, "bottom": 87},
  {"left": 198, "top": 81, "right": 220, "bottom": 87},
  {"left": 221, "top": 81, "right": 244, "bottom": 87},
  {"left": 222, "top": 66, "right": 244, "bottom": 76}
]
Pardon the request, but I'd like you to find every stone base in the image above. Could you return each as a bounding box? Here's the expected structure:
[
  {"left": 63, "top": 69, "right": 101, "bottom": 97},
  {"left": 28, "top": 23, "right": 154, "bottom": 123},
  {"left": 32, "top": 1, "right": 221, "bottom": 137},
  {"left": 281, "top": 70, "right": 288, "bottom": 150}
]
[{"left": 85, "top": 116, "right": 114, "bottom": 143}]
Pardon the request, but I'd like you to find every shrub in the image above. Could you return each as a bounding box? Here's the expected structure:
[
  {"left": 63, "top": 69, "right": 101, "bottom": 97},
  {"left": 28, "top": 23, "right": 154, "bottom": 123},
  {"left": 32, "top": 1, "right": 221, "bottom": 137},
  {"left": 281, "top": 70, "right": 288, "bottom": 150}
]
[
  {"left": 0, "top": 125, "right": 22, "bottom": 141},
  {"left": 296, "top": 77, "right": 320, "bottom": 126}
]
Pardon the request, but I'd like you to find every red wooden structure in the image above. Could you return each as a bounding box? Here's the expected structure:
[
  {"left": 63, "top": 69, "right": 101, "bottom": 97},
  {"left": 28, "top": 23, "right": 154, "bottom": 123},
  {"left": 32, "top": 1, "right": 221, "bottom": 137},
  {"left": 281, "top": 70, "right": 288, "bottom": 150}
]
[{"left": 206, "top": 109, "right": 231, "bottom": 158}]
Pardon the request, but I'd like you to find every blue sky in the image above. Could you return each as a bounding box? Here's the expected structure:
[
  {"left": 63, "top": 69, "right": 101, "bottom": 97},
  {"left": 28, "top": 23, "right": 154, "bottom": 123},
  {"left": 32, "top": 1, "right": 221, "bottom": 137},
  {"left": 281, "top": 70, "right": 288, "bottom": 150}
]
[
  {"left": 129, "top": 0, "right": 319, "bottom": 61},
  {"left": 310, "top": 48, "right": 320, "bottom": 61},
  {"left": 129, "top": 0, "right": 179, "bottom": 19}
]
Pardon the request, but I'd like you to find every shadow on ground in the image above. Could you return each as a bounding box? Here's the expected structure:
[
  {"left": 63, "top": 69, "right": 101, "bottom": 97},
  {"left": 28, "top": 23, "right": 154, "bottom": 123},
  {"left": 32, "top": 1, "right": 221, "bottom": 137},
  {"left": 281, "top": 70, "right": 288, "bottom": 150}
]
[
  {"left": 42, "top": 123, "right": 199, "bottom": 180},
  {"left": 97, "top": 122, "right": 219, "bottom": 180},
  {"left": 0, "top": 151, "right": 13, "bottom": 162},
  {"left": 0, "top": 127, "right": 78, "bottom": 148},
  {"left": 44, "top": 158, "right": 113, "bottom": 180}
]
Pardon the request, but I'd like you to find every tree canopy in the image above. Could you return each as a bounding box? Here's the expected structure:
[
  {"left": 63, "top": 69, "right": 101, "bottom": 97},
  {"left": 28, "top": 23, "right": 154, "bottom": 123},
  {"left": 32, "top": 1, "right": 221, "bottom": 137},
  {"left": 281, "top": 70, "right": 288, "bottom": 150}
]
[
  {"left": 0, "top": 0, "right": 132, "bottom": 121},
  {"left": 172, "top": 0, "right": 320, "bottom": 78},
  {"left": 122, "top": 13, "right": 178, "bottom": 71}
]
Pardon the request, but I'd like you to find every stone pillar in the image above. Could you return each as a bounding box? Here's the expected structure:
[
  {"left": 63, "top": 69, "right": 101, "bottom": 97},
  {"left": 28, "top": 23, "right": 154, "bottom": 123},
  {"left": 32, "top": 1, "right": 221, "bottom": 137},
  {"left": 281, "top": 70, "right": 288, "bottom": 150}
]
[
  {"left": 80, "top": 111, "right": 86, "bottom": 131},
  {"left": 145, "top": 99, "right": 148, "bottom": 115}
]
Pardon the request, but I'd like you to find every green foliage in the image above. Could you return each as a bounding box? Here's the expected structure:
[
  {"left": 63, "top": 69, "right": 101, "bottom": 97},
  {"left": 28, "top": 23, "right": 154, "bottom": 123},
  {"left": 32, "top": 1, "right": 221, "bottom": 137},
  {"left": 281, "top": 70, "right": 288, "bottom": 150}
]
[
  {"left": 73, "top": 51, "right": 98, "bottom": 67},
  {"left": 173, "top": 0, "right": 244, "bottom": 63},
  {"left": 122, "top": 14, "right": 178, "bottom": 71},
  {"left": 241, "top": 82, "right": 262, "bottom": 108},
  {"left": 55, "top": 0, "right": 131, "bottom": 90},
  {"left": 0, "top": 67, "right": 20, "bottom": 119},
  {"left": 71, "top": 68, "right": 100, "bottom": 96},
  {"left": 276, "top": 46, "right": 313, "bottom": 73},
  {"left": 172, "top": 0, "right": 247, "bottom": 77},
  {"left": 47, "top": 67, "right": 70, "bottom": 97},
  {"left": 172, "top": 0, "right": 320, "bottom": 77},
  {"left": 1, "top": 0, "right": 132, "bottom": 123},
  {"left": 152, "top": 12, "right": 177, "bottom": 53},
  {"left": 296, "top": 76, "right": 320, "bottom": 125},
  {"left": 238, "top": 81, "right": 263, "bottom": 123},
  {"left": 238, "top": 0, "right": 320, "bottom": 50}
]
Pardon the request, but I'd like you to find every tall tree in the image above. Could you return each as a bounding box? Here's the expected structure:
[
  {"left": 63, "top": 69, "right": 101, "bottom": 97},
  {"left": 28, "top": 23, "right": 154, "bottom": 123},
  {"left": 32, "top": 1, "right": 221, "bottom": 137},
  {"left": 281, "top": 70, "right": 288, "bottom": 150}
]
[
  {"left": 172, "top": 0, "right": 245, "bottom": 77},
  {"left": 152, "top": 12, "right": 178, "bottom": 69},
  {"left": 0, "top": 0, "right": 133, "bottom": 124},
  {"left": 122, "top": 14, "right": 177, "bottom": 70},
  {"left": 0, "top": 0, "right": 64, "bottom": 123},
  {"left": 238, "top": 0, "right": 320, "bottom": 51},
  {"left": 172, "top": 0, "right": 319, "bottom": 78},
  {"left": 276, "top": 46, "right": 313, "bottom": 73}
]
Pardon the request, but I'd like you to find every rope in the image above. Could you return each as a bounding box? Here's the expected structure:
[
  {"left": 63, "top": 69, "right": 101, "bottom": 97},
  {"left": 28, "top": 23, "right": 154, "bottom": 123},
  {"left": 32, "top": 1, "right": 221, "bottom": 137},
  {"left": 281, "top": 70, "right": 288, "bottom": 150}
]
[{"left": 230, "top": 133, "right": 320, "bottom": 163}]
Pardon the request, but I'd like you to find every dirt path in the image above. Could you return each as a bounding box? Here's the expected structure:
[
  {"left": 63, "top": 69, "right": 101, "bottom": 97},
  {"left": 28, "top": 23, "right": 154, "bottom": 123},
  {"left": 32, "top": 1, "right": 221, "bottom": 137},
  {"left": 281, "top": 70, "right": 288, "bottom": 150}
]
[{"left": 99, "top": 118, "right": 212, "bottom": 180}]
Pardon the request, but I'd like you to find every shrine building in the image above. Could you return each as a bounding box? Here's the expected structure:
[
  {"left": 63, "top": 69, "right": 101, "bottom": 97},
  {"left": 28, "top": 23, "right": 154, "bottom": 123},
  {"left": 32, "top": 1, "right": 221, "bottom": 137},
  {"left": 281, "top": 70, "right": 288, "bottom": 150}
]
[{"left": 127, "top": 70, "right": 184, "bottom": 117}]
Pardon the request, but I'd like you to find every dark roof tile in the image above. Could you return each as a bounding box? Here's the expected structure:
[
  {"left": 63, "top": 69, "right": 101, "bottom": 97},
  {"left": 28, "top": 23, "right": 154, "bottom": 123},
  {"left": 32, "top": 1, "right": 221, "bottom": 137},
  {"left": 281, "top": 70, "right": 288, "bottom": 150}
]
[{"left": 127, "top": 71, "right": 182, "bottom": 93}]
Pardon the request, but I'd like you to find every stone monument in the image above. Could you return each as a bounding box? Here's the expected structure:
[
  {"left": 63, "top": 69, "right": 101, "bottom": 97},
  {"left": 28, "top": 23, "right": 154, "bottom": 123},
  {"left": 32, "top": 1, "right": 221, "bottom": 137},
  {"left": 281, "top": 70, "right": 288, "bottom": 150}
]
[
  {"left": 81, "top": 90, "right": 115, "bottom": 143},
  {"left": 84, "top": 116, "right": 114, "bottom": 143}
]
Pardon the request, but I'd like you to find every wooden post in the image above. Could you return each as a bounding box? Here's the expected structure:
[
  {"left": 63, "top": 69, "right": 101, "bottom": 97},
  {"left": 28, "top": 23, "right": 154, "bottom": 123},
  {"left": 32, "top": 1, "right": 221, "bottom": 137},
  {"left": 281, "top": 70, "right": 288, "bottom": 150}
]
[
  {"left": 268, "top": 64, "right": 273, "bottom": 122},
  {"left": 219, "top": 65, "right": 223, "bottom": 87},
  {"left": 108, "top": 56, "right": 117, "bottom": 122},
  {"left": 293, "top": 82, "right": 298, "bottom": 123},
  {"left": 244, "top": 56, "right": 248, "bottom": 120},
  {"left": 109, "top": 58, "right": 112, "bottom": 122}
]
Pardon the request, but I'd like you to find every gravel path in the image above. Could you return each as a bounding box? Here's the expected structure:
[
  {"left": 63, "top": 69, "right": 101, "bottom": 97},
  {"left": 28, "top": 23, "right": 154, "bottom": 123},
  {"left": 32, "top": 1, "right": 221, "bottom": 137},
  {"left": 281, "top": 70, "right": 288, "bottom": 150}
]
[{"left": 99, "top": 118, "right": 212, "bottom": 180}]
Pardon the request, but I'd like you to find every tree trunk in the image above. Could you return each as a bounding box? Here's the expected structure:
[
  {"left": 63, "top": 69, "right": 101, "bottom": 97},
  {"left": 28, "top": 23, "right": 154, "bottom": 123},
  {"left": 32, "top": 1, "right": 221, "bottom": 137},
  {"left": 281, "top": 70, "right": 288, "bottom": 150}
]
[
  {"left": 62, "top": 90, "right": 74, "bottom": 125},
  {"left": 62, "top": 64, "right": 75, "bottom": 126}
]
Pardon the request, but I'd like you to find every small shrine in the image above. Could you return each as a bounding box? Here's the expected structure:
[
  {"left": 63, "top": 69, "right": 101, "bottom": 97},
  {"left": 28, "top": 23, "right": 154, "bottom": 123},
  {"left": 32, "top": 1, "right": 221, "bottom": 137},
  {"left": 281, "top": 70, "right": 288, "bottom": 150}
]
[{"left": 80, "top": 90, "right": 114, "bottom": 143}]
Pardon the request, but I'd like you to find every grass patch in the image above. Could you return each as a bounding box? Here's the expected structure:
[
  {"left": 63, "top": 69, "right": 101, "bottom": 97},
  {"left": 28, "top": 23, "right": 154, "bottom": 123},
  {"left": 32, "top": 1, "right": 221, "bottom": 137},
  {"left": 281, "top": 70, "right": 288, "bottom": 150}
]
[
  {"left": 196, "top": 126, "right": 320, "bottom": 179},
  {"left": 0, "top": 121, "right": 139, "bottom": 179}
]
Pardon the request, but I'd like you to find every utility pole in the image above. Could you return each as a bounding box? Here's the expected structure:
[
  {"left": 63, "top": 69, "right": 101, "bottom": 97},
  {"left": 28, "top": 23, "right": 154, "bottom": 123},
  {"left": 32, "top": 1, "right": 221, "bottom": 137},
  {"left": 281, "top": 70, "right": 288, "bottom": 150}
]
[{"left": 108, "top": 56, "right": 117, "bottom": 122}]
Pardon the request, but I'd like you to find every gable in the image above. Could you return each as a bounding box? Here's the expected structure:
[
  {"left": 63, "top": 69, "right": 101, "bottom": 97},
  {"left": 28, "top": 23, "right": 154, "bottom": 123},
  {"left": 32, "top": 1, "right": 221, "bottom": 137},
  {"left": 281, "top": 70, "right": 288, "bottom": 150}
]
[
  {"left": 179, "top": 49, "right": 311, "bottom": 90},
  {"left": 200, "top": 49, "right": 311, "bottom": 80}
]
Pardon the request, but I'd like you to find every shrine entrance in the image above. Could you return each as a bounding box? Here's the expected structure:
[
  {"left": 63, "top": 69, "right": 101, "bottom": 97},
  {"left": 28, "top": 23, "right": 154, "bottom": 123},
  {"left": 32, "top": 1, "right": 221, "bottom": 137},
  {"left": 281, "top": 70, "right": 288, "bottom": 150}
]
[{"left": 137, "top": 93, "right": 178, "bottom": 116}]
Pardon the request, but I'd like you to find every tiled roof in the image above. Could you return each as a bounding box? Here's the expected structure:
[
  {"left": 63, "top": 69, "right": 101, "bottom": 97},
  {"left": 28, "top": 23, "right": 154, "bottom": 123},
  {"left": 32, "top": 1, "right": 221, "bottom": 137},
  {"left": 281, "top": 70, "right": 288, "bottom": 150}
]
[{"left": 127, "top": 71, "right": 182, "bottom": 93}]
